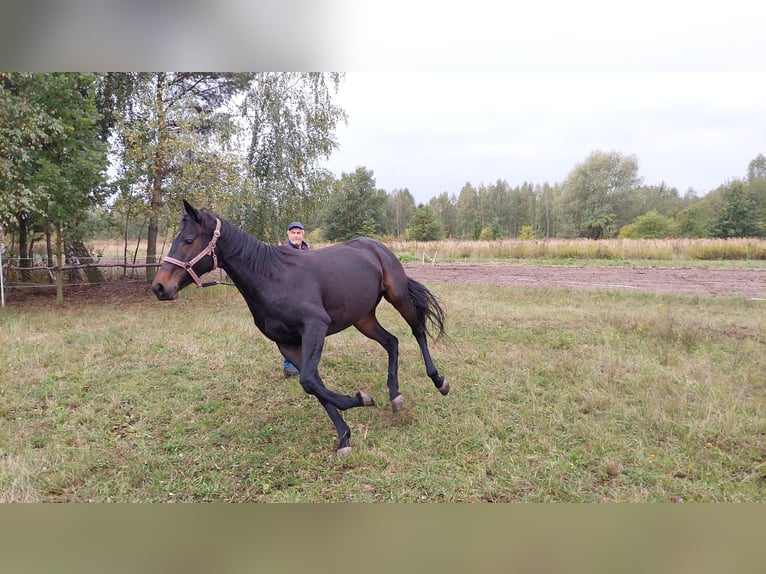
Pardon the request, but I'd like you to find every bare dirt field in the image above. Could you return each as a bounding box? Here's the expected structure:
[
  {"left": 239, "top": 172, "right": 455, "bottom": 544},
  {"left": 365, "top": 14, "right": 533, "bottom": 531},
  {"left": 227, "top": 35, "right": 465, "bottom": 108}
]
[
  {"left": 4, "top": 263, "right": 766, "bottom": 306},
  {"left": 403, "top": 263, "right": 766, "bottom": 300}
]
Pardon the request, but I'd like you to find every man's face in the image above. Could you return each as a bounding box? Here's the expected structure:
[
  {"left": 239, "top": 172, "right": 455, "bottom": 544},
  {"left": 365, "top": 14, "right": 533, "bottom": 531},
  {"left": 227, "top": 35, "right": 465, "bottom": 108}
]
[{"left": 288, "top": 227, "right": 305, "bottom": 245}]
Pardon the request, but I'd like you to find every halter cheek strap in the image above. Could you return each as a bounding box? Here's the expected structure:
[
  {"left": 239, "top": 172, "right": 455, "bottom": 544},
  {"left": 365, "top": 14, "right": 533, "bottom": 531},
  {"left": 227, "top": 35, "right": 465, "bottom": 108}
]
[{"left": 162, "top": 218, "right": 221, "bottom": 287}]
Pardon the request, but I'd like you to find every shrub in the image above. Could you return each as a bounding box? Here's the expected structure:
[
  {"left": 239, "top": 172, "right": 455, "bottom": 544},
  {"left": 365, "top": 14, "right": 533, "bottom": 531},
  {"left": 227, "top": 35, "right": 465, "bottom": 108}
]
[{"left": 619, "top": 210, "right": 675, "bottom": 239}]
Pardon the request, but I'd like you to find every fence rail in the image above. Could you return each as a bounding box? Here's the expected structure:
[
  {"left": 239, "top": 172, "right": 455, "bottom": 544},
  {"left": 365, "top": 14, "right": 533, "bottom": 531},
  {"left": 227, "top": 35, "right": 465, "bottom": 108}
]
[
  {"left": 1, "top": 259, "right": 161, "bottom": 297},
  {"left": 6, "top": 261, "right": 162, "bottom": 272}
]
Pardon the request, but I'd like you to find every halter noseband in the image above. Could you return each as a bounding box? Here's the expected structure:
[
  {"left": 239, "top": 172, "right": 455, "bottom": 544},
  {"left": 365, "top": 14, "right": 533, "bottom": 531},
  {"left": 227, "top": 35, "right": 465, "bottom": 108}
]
[{"left": 162, "top": 218, "right": 221, "bottom": 287}]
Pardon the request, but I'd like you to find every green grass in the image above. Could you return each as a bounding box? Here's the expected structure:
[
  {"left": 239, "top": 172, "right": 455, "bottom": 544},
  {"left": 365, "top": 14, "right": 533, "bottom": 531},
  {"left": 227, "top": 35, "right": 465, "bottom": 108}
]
[{"left": 1, "top": 282, "right": 764, "bottom": 502}]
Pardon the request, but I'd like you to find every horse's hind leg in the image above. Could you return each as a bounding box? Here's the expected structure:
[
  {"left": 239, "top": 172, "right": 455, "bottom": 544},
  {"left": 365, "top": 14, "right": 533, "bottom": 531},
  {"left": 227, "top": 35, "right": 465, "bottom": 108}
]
[
  {"left": 384, "top": 282, "right": 448, "bottom": 396},
  {"left": 414, "top": 331, "right": 449, "bottom": 395},
  {"left": 354, "top": 313, "right": 404, "bottom": 412}
]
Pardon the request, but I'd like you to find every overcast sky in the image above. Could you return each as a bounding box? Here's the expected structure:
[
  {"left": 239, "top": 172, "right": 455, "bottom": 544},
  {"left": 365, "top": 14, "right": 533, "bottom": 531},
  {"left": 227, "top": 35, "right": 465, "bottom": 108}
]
[{"left": 322, "top": 72, "right": 766, "bottom": 205}]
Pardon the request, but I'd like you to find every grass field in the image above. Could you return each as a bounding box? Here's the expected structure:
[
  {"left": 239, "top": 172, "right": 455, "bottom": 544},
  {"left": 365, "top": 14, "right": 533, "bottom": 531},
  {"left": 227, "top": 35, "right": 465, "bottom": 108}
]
[{"left": 1, "top": 279, "right": 764, "bottom": 502}]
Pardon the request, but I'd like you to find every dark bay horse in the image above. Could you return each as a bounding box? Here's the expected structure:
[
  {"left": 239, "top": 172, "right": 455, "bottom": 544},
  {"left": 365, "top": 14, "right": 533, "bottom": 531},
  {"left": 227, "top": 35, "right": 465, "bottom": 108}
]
[{"left": 152, "top": 200, "right": 449, "bottom": 456}]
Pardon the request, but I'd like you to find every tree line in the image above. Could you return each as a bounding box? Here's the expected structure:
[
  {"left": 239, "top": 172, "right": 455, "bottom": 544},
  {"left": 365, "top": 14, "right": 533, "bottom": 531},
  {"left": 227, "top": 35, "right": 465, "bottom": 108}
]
[
  {"left": 324, "top": 152, "right": 766, "bottom": 243},
  {"left": 2, "top": 72, "right": 765, "bottom": 288}
]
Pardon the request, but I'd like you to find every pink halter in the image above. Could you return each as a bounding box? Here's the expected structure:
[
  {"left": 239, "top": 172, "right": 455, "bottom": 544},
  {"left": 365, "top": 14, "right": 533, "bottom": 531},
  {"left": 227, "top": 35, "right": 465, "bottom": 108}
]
[{"left": 162, "top": 218, "right": 221, "bottom": 287}]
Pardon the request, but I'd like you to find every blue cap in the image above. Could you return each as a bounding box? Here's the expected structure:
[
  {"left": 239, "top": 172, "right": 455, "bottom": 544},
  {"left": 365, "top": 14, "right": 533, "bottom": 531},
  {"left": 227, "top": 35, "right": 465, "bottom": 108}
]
[{"left": 287, "top": 221, "right": 304, "bottom": 231}]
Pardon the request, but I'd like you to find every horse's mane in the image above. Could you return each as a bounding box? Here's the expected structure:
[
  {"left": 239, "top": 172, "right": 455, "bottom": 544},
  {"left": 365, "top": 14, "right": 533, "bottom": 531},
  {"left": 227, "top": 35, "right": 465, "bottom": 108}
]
[{"left": 200, "top": 209, "right": 291, "bottom": 276}]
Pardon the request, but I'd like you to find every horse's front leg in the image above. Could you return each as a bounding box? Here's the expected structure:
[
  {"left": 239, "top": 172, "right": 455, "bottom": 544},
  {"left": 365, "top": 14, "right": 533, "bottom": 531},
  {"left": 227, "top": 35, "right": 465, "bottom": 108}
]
[
  {"left": 278, "top": 326, "right": 374, "bottom": 456},
  {"left": 319, "top": 400, "right": 353, "bottom": 456},
  {"left": 296, "top": 322, "right": 375, "bottom": 411}
]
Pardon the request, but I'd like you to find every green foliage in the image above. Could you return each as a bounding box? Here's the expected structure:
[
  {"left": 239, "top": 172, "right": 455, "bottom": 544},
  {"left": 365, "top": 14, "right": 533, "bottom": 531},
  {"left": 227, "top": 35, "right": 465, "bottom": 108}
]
[
  {"left": 0, "top": 73, "right": 66, "bottom": 221},
  {"left": 407, "top": 205, "right": 444, "bottom": 241},
  {"left": 619, "top": 210, "right": 675, "bottom": 239},
  {"left": 385, "top": 188, "right": 416, "bottom": 237},
  {"left": 107, "top": 73, "right": 252, "bottom": 275},
  {"left": 0, "top": 73, "right": 106, "bottom": 223},
  {"left": 30, "top": 74, "right": 108, "bottom": 227},
  {"left": 237, "top": 73, "right": 346, "bottom": 242},
  {"left": 0, "top": 72, "right": 107, "bottom": 282},
  {"left": 518, "top": 225, "right": 536, "bottom": 240},
  {"left": 581, "top": 213, "right": 616, "bottom": 240},
  {"left": 713, "top": 180, "right": 759, "bottom": 238},
  {"left": 321, "top": 167, "right": 386, "bottom": 241},
  {"left": 429, "top": 191, "right": 458, "bottom": 237},
  {"left": 561, "top": 150, "right": 642, "bottom": 238},
  {"left": 675, "top": 196, "right": 717, "bottom": 237},
  {"left": 478, "top": 222, "right": 503, "bottom": 240},
  {"left": 746, "top": 154, "right": 766, "bottom": 236}
]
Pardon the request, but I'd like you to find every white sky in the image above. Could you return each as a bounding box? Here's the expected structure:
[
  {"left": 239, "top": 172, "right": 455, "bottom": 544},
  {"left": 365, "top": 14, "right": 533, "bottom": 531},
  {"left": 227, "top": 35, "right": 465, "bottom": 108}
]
[
  {"left": 322, "top": 1, "right": 766, "bottom": 204},
  {"left": 323, "top": 72, "right": 766, "bottom": 204}
]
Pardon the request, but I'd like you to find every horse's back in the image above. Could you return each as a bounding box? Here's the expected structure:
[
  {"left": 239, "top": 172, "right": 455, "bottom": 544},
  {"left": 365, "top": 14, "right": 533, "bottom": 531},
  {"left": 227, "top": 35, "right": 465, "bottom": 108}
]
[
  {"left": 307, "top": 237, "right": 409, "bottom": 298},
  {"left": 311, "top": 237, "right": 399, "bottom": 268}
]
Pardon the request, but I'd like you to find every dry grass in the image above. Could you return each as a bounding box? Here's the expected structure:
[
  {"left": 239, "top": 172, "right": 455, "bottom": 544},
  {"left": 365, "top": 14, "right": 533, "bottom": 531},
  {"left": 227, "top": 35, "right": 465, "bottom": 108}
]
[{"left": 387, "top": 237, "right": 766, "bottom": 263}]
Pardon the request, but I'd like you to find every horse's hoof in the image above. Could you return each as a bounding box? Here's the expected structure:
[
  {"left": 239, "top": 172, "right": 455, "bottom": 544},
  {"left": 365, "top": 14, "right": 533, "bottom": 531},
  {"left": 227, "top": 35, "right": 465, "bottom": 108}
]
[
  {"left": 391, "top": 394, "right": 404, "bottom": 412},
  {"left": 438, "top": 379, "right": 450, "bottom": 396},
  {"left": 337, "top": 446, "right": 352, "bottom": 458},
  {"left": 359, "top": 391, "right": 375, "bottom": 406}
]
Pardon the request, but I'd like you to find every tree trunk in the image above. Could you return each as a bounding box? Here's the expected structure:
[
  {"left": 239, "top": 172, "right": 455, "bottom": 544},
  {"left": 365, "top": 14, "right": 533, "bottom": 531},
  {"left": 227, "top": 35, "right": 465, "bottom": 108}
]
[
  {"left": 45, "top": 225, "right": 54, "bottom": 268},
  {"left": 70, "top": 239, "right": 105, "bottom": 284},
  {"left": 147, "top": 183, "right": 160, "bottom": 282},
  {"left": 55, "top": 223, "right": 64, "bottom": 306},
  {"left": 16, "top": 213, "right": 31, "bottom": 283},
  {"left": 146, "top": 73, "right": 166, "bottom": 282}
]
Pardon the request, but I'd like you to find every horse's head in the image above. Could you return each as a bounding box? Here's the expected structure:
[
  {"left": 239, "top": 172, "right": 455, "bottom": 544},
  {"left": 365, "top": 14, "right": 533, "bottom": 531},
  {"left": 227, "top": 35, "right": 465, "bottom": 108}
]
[{"left": 151, "top": 200, "right": 221, "bottom": 300}]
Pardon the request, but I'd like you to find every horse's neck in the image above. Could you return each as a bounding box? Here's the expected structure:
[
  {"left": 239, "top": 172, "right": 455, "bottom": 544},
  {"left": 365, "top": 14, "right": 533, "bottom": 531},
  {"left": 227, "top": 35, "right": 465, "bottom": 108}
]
[{"left": 216, "top": 219, "right": 277, "bottom": 284}]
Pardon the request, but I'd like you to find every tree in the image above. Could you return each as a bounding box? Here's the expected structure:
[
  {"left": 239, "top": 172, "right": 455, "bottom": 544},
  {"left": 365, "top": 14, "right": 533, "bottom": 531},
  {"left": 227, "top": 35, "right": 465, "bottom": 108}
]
[
  {"left": 713, "top": 180, "right": 758, "bottom": 238},
  {"left": 321, "top": 167, "right": 386, "bottom": 241},
  {"left": 385, "top": 188, "right": 416, "bottom": 237},
  {"left": 560, "top": 150, "right": 642, "bottom": 238},
  {"left": 675, "top": 189, "right": 718, "bottom": 237},
  {"left": 622, "top": 182, "right": 683, "bottom": 225},
  {"left": 107, "top": 72, "right": 250, "bottom": 280},
  {"left": 407, "top": 205, "right": 444, "bottom": 241},
  {"left": 236, "top": 73, "right": 346, "bottom": 242},
  {"left": 32, "top": 73, "right": 108, "bottom": 291},
  {"left": 428, "top": 192, "right": 458, "bottom": 238},
  {"left": 746, "top": 153, "right": 766, "bottom": 236},
  {"left": 1, "top": 73, "right": 64, "bottom": 282},
  {"left": 0, "top": 73, "right": 107, "bottom": 291},
  {"left": 455, "top": 182, "right": 478, "bottom": 238},
  {"left": 0, "top": 73, "right": 61, "bottom": 223},
  {"left": 534, "top": 182, "right": 562, "bottom": 238}
]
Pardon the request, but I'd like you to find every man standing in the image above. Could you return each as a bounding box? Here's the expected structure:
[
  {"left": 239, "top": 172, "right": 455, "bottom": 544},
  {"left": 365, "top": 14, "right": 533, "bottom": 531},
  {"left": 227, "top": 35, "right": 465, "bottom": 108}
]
[{"left": 282, "top": 221, "right": 308, "bottom": 376}]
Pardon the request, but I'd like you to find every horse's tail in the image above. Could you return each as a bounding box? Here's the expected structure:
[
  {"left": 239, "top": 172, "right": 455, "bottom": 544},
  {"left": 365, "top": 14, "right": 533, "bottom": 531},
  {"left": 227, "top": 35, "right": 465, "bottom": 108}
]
[{"left": 407, "top": 277, "right": 446, "bottom": 341}]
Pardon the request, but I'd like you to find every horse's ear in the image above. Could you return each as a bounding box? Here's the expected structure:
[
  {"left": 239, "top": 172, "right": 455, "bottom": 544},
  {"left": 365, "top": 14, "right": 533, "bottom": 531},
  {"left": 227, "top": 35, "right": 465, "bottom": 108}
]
[{"left": 182, "top": 199, "right": 201, "bottom": 223}]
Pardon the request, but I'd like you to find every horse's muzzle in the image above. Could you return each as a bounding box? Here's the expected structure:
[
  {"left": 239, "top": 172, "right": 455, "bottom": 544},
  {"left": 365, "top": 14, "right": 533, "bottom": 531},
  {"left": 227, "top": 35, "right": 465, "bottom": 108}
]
[{"left": 151, "top": 281, "right": 178, "bottom": 301}]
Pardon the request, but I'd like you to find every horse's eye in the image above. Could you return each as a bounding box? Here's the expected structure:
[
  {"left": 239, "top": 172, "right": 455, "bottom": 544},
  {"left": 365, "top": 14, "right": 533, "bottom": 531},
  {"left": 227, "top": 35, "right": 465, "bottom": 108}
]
[{"left": 184, "top": 237, "right": 194, "bottom": 245}]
